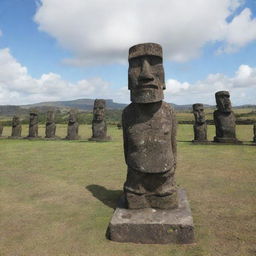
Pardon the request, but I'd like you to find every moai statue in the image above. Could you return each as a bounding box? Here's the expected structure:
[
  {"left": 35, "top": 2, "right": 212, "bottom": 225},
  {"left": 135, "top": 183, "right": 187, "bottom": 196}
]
[
  {"left": 11, "top": 116, "right": 22, "bottom": 137},
  {"left": 66, "top": 110, "right": 79, "bottom": 140},
  {"left": 108, "top": 43, "right": 194, "bottom": 244},
  {"left": 192, "top": 103, "right": 208, "bottom": 142},
  {"left": 45, "top": 111, "right": 56, "bottom": 138},
  {"left": 89, "top": 99, "right": 110, "bottom": 141},
  {"left": 253, "top": 123, "right": 256, "bottom": 143},
  {"left": 213, "top": 91, "right": 240, "bottom": 143},
  {"left": 0, "top": 123, "right": 3, "bottom": 137},
  {"left": 28, "top": 111, "right": 39, "bottom": 138}
]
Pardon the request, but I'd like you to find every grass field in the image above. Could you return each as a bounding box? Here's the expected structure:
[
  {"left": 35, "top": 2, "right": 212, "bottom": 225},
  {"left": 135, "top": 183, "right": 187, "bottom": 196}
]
[{"left": 0, "top": 125, "right": 255, "bottom": 256}]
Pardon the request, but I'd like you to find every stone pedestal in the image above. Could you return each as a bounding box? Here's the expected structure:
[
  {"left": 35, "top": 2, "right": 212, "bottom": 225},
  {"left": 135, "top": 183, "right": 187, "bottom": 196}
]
[
  {"left": 107, "top": 189, "right": 195, "bottom": 244},
  {"left": 213, "top": 137, "right": 242, "bottom": 144}
]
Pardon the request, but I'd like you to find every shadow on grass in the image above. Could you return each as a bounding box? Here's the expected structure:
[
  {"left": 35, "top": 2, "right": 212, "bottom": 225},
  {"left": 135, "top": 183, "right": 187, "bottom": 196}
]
[{"left": 86, "top": 184, "right": 122, "bottom": 209}]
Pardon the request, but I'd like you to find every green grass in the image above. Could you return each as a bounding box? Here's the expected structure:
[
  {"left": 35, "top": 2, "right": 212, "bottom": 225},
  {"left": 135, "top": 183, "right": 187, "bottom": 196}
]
[{"left": 0, "top": 125, "right": 255, "bottom": 256}]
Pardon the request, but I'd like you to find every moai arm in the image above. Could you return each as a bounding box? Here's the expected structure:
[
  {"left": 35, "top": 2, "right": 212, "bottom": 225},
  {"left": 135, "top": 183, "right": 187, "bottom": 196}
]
[
  {"left": 122, "top": 108, "right": 128, "bottom": 163},
  {"left": 171, "top": 107, "right": 177, "bottom": 169},
  {"left": 213, "top": 111, "right": 221, "bottom": 138}
]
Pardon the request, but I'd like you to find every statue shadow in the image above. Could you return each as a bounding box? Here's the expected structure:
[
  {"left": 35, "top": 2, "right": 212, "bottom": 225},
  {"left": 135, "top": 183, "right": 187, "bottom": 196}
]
[{"left": 86, "top": 184, "right": 122, "bottom": 209}]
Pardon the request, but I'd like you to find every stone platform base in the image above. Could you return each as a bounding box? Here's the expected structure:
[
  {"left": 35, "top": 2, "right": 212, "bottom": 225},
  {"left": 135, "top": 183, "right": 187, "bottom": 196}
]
[
  {"left": 213, "top": 137, "right": 242, "bottom": 144},
  {"left": 107, "top": 189, "right": 195, "bottom": 244},
  {"left": 88, "top": 136, "right": 111, "bottom": 142},
  {"left": 192, "top": 140, "right": 210, "bottom": 144}
]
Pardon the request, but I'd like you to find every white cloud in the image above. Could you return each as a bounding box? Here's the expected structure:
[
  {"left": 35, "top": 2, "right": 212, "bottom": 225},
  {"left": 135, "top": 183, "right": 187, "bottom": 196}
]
[
  {"left": 34, "top": 0, "right": 256, "bottom": 66},
  {"left": 0, "top": 48, "right": 255, "bottom": 106},
  {"left": 0, "top": 48, "right": 112, "bottom": 105}
]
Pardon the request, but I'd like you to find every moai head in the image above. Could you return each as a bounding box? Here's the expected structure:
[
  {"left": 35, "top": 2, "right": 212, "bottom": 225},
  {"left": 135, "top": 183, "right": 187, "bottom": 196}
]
[
  {"left": 93, "top": 99, "right": 106, "bottom": 122},
  {"left": 193, "top": 103, "right": 206, "bottom": 124},
  {"left": 215, "top": 91, "right": 232, "bottom": 113},
  {"left": 46, "top": 111, "right": 55, "bottom": 124},
  {"left": 29, "top": 111, "right": 38, "bottom": 125},
  {"left": 68, "top": 110, "right": 77, "bottom": 124},
  {"left": 12, "top": 115, "right": 20, "bottom": 127},
  {"left": 128, "top": 43, "right": 165, "bottom": 103}
]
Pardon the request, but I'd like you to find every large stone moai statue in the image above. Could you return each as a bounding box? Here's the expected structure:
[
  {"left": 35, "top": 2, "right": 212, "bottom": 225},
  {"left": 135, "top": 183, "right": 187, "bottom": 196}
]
[
  {"left": 28, "top": 111, "right": 39, "bottom": 138},
  {"left": 89, "top": 99, "right": 110, "bottom": 141},
  {"left": 192, "top": 103, "right": 207, "bottom": 142},
  {"left": 11, "top": 116, "right": 22, "bottom": 137},
  {"left": 66, "top": 110, "right": 79, "bottom": 140},
  {"left": 108, "top": 43, "right": 194, "bottom": 244},
  {"left": 213, "top": 91, "right": 239, "bottom": 143},
  {"left": 253, "top": 123, "right": 256, "bottom": 143},
  {"left": 45, "top": 111, "right": 56, "bottom": 138}
]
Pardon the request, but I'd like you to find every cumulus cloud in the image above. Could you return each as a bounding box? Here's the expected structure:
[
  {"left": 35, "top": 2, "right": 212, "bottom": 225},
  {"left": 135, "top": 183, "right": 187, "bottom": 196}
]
[
  {"left": 34, "top": 0, "right": 256, "bottom": 65},
  {"left": 0, "top": 48, "right": 255, "bottom": 106},
  {"left": 0, "top": 48, "right": 111, "bottom": 105}
]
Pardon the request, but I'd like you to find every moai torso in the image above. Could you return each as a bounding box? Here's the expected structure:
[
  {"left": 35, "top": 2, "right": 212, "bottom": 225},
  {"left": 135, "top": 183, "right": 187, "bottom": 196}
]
[
  {"left": 66, "top": 111, "right": 79, "bottom": 140},
  {"left": 45, "top": 111, "right": 56, "bottom": 138},
  {"left": 92, "top": 121, "right": 107, "bottom": 138},
  {"left": 28, "top": 112, "right": 38, "bottom": 137},
  {"left": 123, "top": 101, "right": 176, "bottom": 174},
  {"left": 193, "top": 123, "right": 207, "bottom": 141},
  {"left": 11, "top": 116, "right": 22, "bottom": 137}
]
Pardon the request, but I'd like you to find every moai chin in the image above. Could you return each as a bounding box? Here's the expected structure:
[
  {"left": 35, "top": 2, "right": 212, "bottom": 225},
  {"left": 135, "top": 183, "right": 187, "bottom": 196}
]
[
  {"left": 192, "top": 103, "right": 208, "bottom": 142},
  {"left": 253, "top": 123, "right": 256, "bottom": 143},
  {"left": 123, "top": 43, "right": 178, "bottom": 209},
  {"left": 28, "top": 111, "right": 39, "bottom": 138},
  {"left": 45, "top": 111, "right": 56, "bottom": 138},
  {"left": 89, "top": 99, "right": 110, "bottom": 141},
  {"left": 11, "top": 115, "right": 22, "bottom": 137},
  {"left": 107, "top": 43, "right": 195, "bottom": 244},
  {"left": 213, "top": 91, "right": 239, "bottom": 143},
  {"left": 66, "top": 110, "right": 79, "bottom": 140}
]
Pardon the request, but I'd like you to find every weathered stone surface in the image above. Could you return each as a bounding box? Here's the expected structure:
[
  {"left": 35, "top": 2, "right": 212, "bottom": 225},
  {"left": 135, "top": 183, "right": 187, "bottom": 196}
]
[
  {"left": 28, "top": 111, "right": 39, "bottom": 138},
  {"left": 0, "top": 124, "right": 3, "bottom": 136},
  {"left": 122, "top": 43, "right": 177, "bottom": 209},
  {"left": 45, "top": 111, "right": 56, "bottom": 138},
  {"left": 66, "top": 110, "right": 79, "bottom": 140},
  {"left": 213, "top": 91, "right": 240, "bottom": 143},
  {"left": 107, "top": 189, "right": 195, "bottom": 244},
  {"left": 253, "top": 123, "right": 256, "bottom": 143},
  {"left": 192, "top": 103, "right": 207, "bottom": 142},
  {"left": 11, "top": 115, "right": 22, "bottom": 137},
  {"left": 89, "top": 99, "right": 111, "bottom": 141}
]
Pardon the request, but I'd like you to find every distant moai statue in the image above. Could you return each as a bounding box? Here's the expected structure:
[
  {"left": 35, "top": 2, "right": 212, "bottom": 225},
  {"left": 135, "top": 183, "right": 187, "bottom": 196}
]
[
  {"left": 45, "top": 110, "right": 56, "bottom": 138},
  {"left": 66, "top": 110, "right": 79, "bottom": 140},
  {"left": 108, "top": 43, "right": 195, "bottom": 244},
  {"left": 11, "top": 115, "right": 22, "bottom": 137},
  {"left": 253, "top": 123, "right": 256, "bottom": 143},
  {"left": 89, "top": 99, "right": 110, "bottom": 141},
  {"left": 0, "top": 123, "right": 3, "bottom": 137},
  {"left": 214, "top": 91, "right": 240, "bottom": 143},
  {"left": 192, "top": 103, "right": 208, "bottom": 142},
  {"left": 28, "top": 111, "right": 39, "bottom": 138}
]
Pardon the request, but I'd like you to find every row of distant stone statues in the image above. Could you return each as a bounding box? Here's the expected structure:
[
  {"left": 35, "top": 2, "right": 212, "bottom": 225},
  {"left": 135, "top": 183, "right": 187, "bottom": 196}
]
[
  {"left": 1, "top": 99, "right": 110, "bottom": 141},
  {"left": 192, "top": 91, "right": 256, "bottom": 143}
]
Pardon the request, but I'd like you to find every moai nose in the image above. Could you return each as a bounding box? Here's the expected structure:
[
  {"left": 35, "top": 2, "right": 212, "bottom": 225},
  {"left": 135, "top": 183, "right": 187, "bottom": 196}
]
[{"left": 138, "top": 59, "right": 154, "bottom": 83}]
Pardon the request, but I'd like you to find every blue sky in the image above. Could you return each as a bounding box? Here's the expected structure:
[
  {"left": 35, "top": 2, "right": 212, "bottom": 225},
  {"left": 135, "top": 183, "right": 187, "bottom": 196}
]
[{"left": 0, "top": 0, "right": 256, "bottom": 105}]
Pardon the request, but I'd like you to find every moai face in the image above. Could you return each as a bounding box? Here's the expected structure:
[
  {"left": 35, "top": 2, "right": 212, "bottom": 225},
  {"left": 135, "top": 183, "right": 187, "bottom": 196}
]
[
  {"left": 46, "top": 111, "right": 55, "bottom": 124},
  {"left": 128, "top": 43, "right": 165, "bottom": 103},
  {"left": 193, "top": 104, "right": 205, "bottom": 124},
  {"left": 68, "top": 111, "right": 77, "bottom": 124},
  {"left": 30, "top": 112, "right": 38, "bottom": 125},
  {"left": 12, "top": 116, "right": 20, "bottom": 127},
  {"left": 93, "top": 99, "right": 105, "bottom": 121},
  {"left": 215, "top": 91, "right": 232, "bottom": 113}
]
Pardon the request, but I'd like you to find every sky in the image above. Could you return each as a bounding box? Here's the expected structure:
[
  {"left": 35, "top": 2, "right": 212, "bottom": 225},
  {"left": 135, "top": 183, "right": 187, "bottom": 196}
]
[{"left": 0, "top": 0, "right": 256, "bottom": 106}]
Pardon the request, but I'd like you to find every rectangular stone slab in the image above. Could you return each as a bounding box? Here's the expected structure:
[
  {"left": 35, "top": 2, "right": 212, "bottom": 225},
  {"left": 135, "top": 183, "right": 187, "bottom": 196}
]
[{"left": 107, "top": 188, "right": 195, "bottom": 244}]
